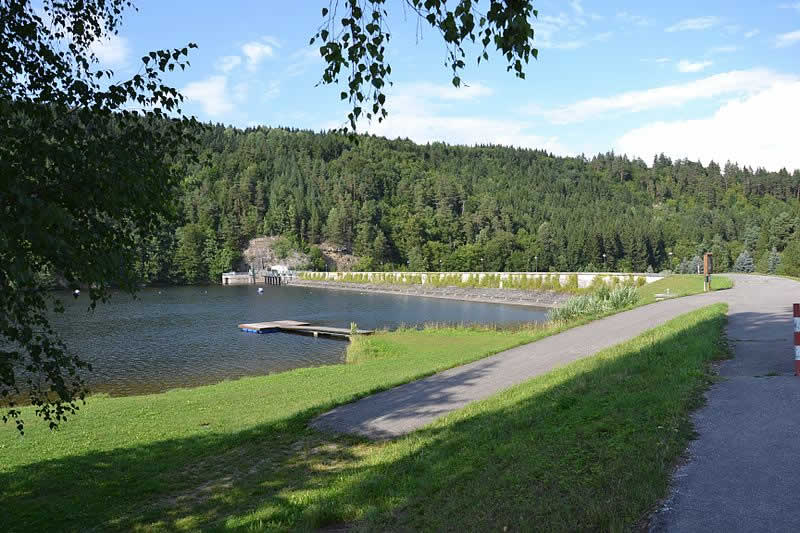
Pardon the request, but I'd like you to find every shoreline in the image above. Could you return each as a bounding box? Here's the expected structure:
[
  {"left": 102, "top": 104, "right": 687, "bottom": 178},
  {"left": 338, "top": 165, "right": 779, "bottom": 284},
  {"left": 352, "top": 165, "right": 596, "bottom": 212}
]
[{"left": 289, "top": 279, "right": 570, "bottom": 308}]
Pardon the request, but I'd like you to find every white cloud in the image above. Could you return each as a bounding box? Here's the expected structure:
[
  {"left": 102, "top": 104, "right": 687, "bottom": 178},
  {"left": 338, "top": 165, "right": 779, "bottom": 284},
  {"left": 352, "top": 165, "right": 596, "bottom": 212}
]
[
  {"left": 216, "top": 55, "right": 241, "bottom": 73},
  {"left": 677, "top": 59, "right": 713, "bottom": 73},
  {"left": 616, "top": 81, "right": 800, "bottom": 172},
  {"left": 534, "top": 12, "right": 610, "bottom": 50},
  {"left": 617, "top": 11, "right": 651, "bottom": 26},
  {"left": 264, "top": 80, "right": 280, "bottom": 100},
  {"left": 233, "top": 82, "right": 248, "bottom": 103},
  {"left": 287, "top": 46, "right": 322, "bottom": 77},
  {"left": 665, "top": 16, "right": 720, "bottom": 32},
  {"left": 775, "top": 29, "right": 800, "bottom": 48},
  {"left": 260, "top": 35, "right": 281, "bottom": 47},
  {"left": 643, "top": 57, "right": 672, "bottom": 64},
  {"left": 242, "top": 41, "right": 274, "bottom": 70},
  {"left": 532, "top": 69, "right": 795, "bottom": 124},
  {"left": 89, "top": 34, "right": 130, "bottom": 67},
  {"left": 406, "top": 81, "right": 494, "bottom": 101},
  {"left": 332, "top": 82, "right": 569, "bottom": 154},
  {"left": 570, "top": 0, "right": 584, "bottom": 15},
  {"left": 745, "top": 29, "right": 760, "bottom": 38},
  {"left": 182, "top": 76, "right": 234, "bottom": 116},
  {"left": 778, "top": 2, "right": 800, "bottom": 10},
  {"left": 707, "top": 45, "right": 739, "bottom": 54}
]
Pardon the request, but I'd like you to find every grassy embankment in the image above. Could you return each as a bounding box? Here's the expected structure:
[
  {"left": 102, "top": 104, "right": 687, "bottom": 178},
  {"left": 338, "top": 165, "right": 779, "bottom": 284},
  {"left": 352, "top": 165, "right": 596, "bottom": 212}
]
[
  {"left": 638, "top": 274, "right": 733, "bottom": 304},
  {"left": 299, "top": 270, "right": 650, "bottom": 293},
  {"left": 1, "top": 302, "right": 728, "bottom": 531},
  {"left": 300, "top": 270, "right": 733, "bottom": 301}
]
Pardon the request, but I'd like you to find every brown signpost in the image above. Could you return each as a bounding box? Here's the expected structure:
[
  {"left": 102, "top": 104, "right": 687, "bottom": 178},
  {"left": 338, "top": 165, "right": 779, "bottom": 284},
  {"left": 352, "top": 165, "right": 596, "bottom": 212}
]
[{"left": 703, "top": 252, "right": 713, "bottom": 292}]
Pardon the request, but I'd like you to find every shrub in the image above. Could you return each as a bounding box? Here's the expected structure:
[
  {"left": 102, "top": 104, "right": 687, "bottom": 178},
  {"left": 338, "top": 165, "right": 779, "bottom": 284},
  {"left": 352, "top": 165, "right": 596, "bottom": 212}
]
[
  {"left": 549, "top": 285, "right": 640, "bottom": 322},
  {"left": 565, "top": 274, "right": 579, "bottom": 291},
  {"left": 732, "top": 250, "right": 755, "bottom": 273},
  {"left": 607, "top": 285, "right": 639, "bottom": 309}
]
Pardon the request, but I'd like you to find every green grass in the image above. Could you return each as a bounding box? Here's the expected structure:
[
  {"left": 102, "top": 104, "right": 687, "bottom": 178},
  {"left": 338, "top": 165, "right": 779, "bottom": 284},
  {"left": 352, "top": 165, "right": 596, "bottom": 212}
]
[
  {"left": 638, "top": 274, "right": 733, "bottom": 304},
  {"left": 299, "top": 271, "right": 648, "bottom": 294},
  {"left": 0, "top": 304, "right": 728, "bottom": 531}
]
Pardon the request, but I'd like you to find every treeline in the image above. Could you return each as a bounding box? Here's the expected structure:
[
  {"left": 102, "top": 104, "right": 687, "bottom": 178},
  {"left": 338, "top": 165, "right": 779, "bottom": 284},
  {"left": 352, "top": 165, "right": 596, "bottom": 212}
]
[{"left": 144, "top": 125, "right": 800, "bottom": 283}]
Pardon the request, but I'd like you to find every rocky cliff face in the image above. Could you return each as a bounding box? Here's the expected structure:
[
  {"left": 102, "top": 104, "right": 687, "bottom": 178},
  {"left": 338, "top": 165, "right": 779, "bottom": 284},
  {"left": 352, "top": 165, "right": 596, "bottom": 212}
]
[
  {"left": 242, "top": 237, "right": 309, "bottom": 271},
  {"left": 318, "top": 241, "right": 360, "bottom": 271},
  {"left": 241, "top": 237, "right": 361, "bottom": 272}
]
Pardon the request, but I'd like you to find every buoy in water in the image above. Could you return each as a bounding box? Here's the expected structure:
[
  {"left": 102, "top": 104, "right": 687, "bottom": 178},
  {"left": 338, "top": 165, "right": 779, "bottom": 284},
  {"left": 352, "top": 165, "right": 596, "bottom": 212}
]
[
  {"left": 257, "top": 287, "right": 264, "bottom": 294},
  {"left": 72, "top": 289, "right": 80, "bottom": 298}
]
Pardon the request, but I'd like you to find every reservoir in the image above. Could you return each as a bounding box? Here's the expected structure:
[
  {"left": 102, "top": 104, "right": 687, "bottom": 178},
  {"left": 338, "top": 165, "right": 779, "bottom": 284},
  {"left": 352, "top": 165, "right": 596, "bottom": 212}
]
[{"left": 50, "top": 285, "right": 549, "bottom": 396}]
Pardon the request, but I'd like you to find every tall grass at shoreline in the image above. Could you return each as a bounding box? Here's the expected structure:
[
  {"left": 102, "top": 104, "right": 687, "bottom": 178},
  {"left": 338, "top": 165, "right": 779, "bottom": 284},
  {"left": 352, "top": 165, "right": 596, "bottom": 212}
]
[{"left": 549, "top": 285, "right": 640, "bottom": 322}]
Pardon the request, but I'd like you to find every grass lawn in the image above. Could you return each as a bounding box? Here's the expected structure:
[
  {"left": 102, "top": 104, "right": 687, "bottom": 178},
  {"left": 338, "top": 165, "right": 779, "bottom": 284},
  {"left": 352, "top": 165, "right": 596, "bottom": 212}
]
[
  {"left": 638, "top": 274, "right": 733, "bottom": 304},
  {"left": 0, "top": 304, "right": 728, "bottom": 531}
]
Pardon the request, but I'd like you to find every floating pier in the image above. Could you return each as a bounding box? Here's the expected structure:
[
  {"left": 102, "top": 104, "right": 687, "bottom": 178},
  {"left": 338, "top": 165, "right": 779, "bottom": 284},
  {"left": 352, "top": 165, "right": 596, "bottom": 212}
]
[{"left": 238, "top": 320, "right": 374, "bottom": 339}]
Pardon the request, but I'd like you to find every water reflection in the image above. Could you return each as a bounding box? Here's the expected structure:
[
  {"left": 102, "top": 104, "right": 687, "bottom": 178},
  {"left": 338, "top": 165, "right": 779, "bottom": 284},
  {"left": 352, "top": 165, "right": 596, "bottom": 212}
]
[{"left": 49, "top": 285, "right": 548, "bottom": 396}]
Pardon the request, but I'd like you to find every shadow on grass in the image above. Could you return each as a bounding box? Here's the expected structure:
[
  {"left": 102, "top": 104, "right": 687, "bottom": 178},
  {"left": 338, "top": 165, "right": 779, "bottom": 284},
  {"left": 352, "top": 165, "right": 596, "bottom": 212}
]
[
  {"left": 0, "top": 307, "right": 727, "bottom": 532},
  {"left": 312, "top": 355, "right": 505, "bottom": 439}
]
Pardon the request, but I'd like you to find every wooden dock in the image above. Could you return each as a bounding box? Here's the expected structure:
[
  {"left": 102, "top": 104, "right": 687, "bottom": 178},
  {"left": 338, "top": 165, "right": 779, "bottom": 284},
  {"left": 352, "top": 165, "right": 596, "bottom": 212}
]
[{"left": 238, "top": 320, "right": 374, "bottom": 339}]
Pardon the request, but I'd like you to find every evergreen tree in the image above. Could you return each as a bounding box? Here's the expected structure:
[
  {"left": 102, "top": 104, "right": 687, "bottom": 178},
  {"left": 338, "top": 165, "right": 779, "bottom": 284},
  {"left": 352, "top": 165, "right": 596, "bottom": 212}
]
[
  {"left": 307, "top": 246, "right": 327, "bottom": 271},
  {"left": 767, "top": 248, "right": 781, "bottom": 274},
  {"left": 174, "top": 224, "right": 210, "bottom": 283},
  {"left": 742, "top": 225, "right": 760, "bottom": 251},
  {"left": 710, "top": 235, "right": 731, "bottom": 272},
  {"left": 733, "top": 250, "right": 755, "bottom": 273},
  {"left": 131, "top": 126, "right": 800, "bottom": 281},
  {"left": 769, "top": 212, "right": 796, "bottom": 251},
  {"left": 780, "top": 241, "right": 800, "bottom": 277}
]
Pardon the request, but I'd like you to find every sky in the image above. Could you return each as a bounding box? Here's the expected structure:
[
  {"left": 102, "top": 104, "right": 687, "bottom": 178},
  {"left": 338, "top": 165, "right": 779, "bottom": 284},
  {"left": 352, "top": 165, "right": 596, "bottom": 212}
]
[{"left": 93, "top": 1, "right": 800, "bottom": 172}]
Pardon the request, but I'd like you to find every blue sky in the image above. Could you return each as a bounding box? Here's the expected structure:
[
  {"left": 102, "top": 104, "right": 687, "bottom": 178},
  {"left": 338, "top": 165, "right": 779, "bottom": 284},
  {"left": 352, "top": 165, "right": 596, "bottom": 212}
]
[{"left": 93, "top": 1, "right": 800, "bottom": 171}]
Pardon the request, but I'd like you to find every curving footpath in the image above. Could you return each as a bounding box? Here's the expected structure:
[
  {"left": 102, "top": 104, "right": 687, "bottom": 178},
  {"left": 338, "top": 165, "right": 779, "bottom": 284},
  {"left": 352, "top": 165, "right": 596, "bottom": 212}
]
[
  {"left": 651, "top": 274, "right": 800, "bottom": 532},
  {"left": 312, "top": 274, "right": 800, "bottom": 531}
]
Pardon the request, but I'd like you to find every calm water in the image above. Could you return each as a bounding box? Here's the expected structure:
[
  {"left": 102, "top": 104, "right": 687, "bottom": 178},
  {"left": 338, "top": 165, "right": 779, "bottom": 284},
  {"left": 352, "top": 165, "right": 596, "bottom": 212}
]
[{"left": 50, "top": 285, "right": 548, "bottom": 396}]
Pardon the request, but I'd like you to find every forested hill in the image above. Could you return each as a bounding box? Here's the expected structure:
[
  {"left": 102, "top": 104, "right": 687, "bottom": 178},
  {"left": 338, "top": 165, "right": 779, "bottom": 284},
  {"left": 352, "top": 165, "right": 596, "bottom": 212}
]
[{"left": 150, "top": 125, "right": 800, "bottom": 284}]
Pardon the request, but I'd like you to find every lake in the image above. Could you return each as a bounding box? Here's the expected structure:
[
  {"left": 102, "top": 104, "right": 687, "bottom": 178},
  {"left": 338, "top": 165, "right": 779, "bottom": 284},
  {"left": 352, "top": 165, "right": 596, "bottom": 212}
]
[{"left": 50, "top": 285, "right": 549, "bottom": 396}]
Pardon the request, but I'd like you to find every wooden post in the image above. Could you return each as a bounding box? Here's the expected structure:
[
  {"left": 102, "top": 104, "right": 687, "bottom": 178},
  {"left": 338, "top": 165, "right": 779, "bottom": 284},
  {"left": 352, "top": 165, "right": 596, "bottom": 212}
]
[{"left": 703, "top": 253, "right": 713, "bottom": 292}]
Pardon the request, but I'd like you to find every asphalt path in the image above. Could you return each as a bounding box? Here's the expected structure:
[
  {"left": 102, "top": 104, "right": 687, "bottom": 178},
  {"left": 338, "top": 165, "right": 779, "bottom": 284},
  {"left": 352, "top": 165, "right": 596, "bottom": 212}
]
[
  {"left": 650, "top": 274, "right": 800, "bottom": 532},
  {"left": 313, "top": 278, "right": 733, "bottom": 439},
  {"left": 312, "top": 274, "right": 800, "bottom": 531}
]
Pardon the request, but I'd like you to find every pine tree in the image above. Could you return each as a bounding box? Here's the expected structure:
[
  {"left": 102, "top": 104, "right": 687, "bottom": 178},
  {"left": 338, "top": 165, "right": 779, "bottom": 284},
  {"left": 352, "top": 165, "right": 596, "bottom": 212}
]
[
  {"left": 767, "top": 247, "right": 781, "bottom": 274},
  {"left": 733, "top": 250, "right": 755, "bottom": 273}
]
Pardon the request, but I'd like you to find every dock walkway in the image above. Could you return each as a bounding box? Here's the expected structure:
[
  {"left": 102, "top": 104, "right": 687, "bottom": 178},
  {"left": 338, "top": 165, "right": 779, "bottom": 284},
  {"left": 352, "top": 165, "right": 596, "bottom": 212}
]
[{"left": 238, "top": 320, "right": 373, "bottom": 339}]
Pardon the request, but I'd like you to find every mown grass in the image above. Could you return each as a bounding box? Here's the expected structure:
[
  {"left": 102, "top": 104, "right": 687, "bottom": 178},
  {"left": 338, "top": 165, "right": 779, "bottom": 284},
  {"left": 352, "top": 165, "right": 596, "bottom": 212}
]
[
  {"left": 638, "top": 274, "right": 733, "bottom": 304},
  {"left": 345, "top": 322, "right": 553, "bottom": 364},
  {"left": 0, "top": 304, "right": 728, "bottom": 531}
]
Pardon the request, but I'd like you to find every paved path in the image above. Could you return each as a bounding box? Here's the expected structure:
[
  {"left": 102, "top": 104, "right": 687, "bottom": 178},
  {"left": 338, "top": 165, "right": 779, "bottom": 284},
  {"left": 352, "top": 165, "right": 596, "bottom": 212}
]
[
  {"left": 311, "top": 274, "right": 800, "bottom": 530},
  {"left": 651, "top": 274, "right": 800, "bottom": 532},
  {"left": 313, "top": 282, "right": 731, "bottom": 439}
]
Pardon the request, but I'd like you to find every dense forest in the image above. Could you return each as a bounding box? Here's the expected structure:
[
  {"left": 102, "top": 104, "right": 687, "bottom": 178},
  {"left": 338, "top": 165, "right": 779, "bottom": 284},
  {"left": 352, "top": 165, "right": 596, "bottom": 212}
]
[{"left": 140, "top": 125, "right": 800, "bottom": 284}]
